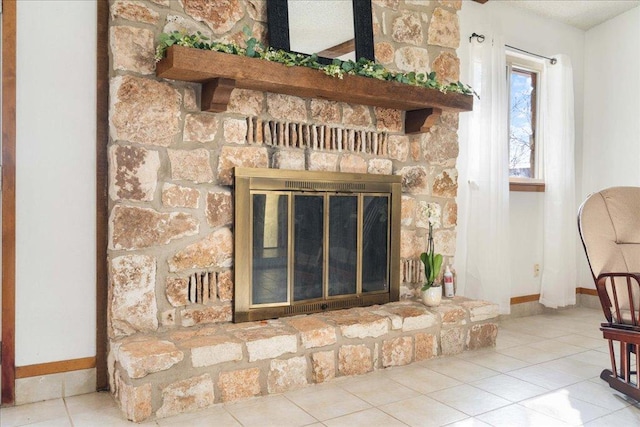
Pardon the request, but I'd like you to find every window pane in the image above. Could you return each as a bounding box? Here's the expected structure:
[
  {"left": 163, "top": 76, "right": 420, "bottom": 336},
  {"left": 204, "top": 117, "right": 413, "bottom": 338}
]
[
  {"left": 328, "top": 196, "right": 358, "bottom": 296},
  {"left": 293, "top": 195, "right": 324, "bottom": 301},
  {"left": 252, "top": 193, "right": 289, "bottom": 305},
  {"left": 509, "top": 69, "right": 535, "bottom": 178}
]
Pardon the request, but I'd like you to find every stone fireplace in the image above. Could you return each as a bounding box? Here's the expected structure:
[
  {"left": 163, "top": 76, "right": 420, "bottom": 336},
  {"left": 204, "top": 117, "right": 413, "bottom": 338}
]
[{"left": 106, "top": 0, "right": 498, "bottom": 422}]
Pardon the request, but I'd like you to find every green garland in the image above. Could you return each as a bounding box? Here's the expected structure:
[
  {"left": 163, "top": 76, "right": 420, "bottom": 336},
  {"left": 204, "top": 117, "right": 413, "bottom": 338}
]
[{"left": 155, "top": 31, "right": 476, "bottom": 97}]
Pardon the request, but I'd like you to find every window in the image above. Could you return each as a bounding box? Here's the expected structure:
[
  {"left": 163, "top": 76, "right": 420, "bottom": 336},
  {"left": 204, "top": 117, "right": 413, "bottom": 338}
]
[{"left": 507, "top": 54, "right": 545, "bottom": 192}]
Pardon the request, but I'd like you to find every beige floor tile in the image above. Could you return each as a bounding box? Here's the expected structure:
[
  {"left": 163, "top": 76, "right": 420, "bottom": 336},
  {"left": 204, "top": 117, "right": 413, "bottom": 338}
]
[
  {"left": 476, "top": 403, "right": 571, "bottom": 426},
  {"left": 420, "top": 358, "right": 500, "bottom": 383},
  {"left": 380, "top": 395, "right": 467, "bottom": 427},
  {"left": 567, "top": 350, "right": 612, "bottom": 367},
  {"left": 427, "top": 384, "right": 510, "bottom": 416},
  {"left": 538, "top": 357, "right": 602, "bottom": 379},
  {"left": 593, "top": 343, "right": 614, "bottom": 354},
  {"left": 497, "top": 345, "right": 571, "bottom": 364},
  {"left": 384, "top": 365, "right": 462, "bottom": 394},
  {"left": 338, "top": 372, "right": 416, "bottom": 406},
  {"left": 471, "top": 374, "right": 547, "bottom": 402},
  {"left": 538, "top": 357, "right": 603, "bottom": 380},
  {"left": 583, "top": 405, "right": 640, "bottom": 426},
  {"left": 0, "top": 398, "right": 68, "bottom": 427},
  {"left": 284, "top": 385, "right": 370, "bottom": 422},
  {"left": 323, "top": 408, "right": 407, "bottom": 426},
  {"left": 455, "top": 350, "right": 530, "bottom": 373},
  {"left": 520, "top": 389, "right": 612, "bottom": 425},
  {"left": 563, "top": 380, "right": 636, "bottom": 411},
  {"left": 66, "top": 392, "right": 158, "bottom": 426},
  {"left": 508, "top": 365, "right": 585, "bottom": 390},
  {"left": 225, "top": 394, "right": 318, "bottom": 426},
  {"left": 67, "top": 395, "right": 157, "bottom": 427},
  {"left": 64, "top": 391, "right": 119, "bottom": 416},
  {"left": 18, "top": 418, "right": 71, "bottom": 427},
  {"left": 157, "top": 405, "right": 241, "bottom": 426},
  {"left": 493, "top": 330, "right": 545, "bottom": 350},
  {"left": 528, "top": 339, "right": 587, "bottom": 356},
  {"left": 501, "top": 322, "right": 571, "bottom": 338},
  {"left": 499, "top": 324, "right": 572, "bottom": 339},
  {"left": 553, "top": 334, "right": 604, "bottom": 350},
  {"left": 69, "top": 410, "right": 158, "bottom": 427},
  {"left": 445, "top": 418, "right": 492, "bottom": 426}
]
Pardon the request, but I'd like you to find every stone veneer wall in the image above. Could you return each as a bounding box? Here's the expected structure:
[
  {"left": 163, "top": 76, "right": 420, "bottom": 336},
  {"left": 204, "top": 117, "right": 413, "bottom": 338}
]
[{"left": 107, "top": 0, "right": 468, "bottom": 421}]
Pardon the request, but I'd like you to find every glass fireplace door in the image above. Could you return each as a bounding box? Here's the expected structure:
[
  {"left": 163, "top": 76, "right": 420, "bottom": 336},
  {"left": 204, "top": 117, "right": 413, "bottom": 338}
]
[
  {"left": 362, "top": 195, "right": 390, "bottom": 293},
  {"left": 293, "top": 194, "right": 324, "bottom": 301},
  {"left": 251, "top": 192, "right": 290, "bottom": 306},
  {"left": 328, "top": 195, "right": 358, "bottom": 297},
  {"left": 251, "top": 191, "right": 392, "bottom": 307}
]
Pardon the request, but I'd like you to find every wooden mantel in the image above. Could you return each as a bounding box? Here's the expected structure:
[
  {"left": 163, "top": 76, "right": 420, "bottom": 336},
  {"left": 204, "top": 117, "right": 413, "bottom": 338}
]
[{"left": 156, "top": 45, "right": 473, "bottom": 134}]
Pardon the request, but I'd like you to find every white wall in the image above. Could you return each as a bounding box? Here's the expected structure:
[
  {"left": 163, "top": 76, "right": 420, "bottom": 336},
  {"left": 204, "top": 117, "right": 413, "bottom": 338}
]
[
  {"left": 579, "top": 6, "right": 640, "bottom": 287},
  {"left": 16, "top": 1, "right": 97, "bottom": 365},
  {"left": 582, "top": 6, "right": 640, "bottom": 194},
  {"left": 457, "top": 2, "right": 585, "bottom": 298}
]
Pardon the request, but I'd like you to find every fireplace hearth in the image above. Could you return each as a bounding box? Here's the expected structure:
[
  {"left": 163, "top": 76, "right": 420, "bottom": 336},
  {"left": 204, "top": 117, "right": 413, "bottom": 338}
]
[{"left": 234, "top": 168, "right": 401, "bottom": 322}]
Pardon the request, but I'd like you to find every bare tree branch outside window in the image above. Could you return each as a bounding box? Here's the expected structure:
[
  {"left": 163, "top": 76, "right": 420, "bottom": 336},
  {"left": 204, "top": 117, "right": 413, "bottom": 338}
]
[{"left": 509, "top": 69, "right": 536, "bottom": 178}]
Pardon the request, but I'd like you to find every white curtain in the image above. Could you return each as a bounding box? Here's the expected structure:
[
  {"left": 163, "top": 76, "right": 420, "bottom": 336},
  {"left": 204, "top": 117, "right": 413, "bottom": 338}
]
[
  {"left": 463, "top": 35, "right": 512, "bottom": 313},
  {"left": 539, "top": 55, "right": 577, "bottom": 308}
]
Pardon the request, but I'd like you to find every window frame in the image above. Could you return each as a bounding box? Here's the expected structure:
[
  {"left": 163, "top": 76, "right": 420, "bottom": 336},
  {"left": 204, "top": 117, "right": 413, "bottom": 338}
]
[{"left": 506, "top": 52, "right": 545, "bottom": 192}]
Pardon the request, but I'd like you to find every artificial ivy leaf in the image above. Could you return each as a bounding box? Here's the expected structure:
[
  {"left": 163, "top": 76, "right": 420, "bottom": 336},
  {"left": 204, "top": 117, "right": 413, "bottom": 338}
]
[
  {"left": 342, "top": 62, "right": 354, "bottom": 72},
  {"left": 246, "top": 38, "right": 257, "bottom": 57}
]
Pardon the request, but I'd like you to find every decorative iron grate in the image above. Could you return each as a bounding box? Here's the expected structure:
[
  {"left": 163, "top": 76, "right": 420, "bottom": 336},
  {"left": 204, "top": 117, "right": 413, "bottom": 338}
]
[
  {"left": 284, "top": 298, "right": 364, "bottom": 315},
  {"left": 284, "top": 180, "right": 366, "bottom": 192}
]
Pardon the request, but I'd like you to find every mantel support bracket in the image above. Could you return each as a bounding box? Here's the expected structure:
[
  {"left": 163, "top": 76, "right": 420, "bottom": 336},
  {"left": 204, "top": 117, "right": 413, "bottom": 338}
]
[
  {"left": 202, "top": 78, "right": 236, "bottom": 112},
  {"left": 405, "top": 108, "right": 442, "bottom": 134}
]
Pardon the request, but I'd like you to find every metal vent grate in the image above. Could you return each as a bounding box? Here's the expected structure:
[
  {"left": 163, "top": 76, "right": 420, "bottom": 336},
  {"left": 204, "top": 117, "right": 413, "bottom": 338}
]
[
  {"left": 285, "top": 180, "right": 366, "bottom": 192},
  {"left": 285, "top": 297, "right": 364, "bottom": 315}
]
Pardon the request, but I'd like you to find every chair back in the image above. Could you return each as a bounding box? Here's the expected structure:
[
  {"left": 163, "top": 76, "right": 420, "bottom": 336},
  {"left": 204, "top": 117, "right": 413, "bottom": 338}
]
[{"left": 578, "top": 187, "right": 640, "bottom": 325}]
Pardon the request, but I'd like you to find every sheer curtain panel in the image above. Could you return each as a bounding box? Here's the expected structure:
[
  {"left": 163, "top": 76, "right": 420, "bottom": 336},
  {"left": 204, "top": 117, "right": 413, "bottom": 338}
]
[
  {"left": 539, "top": 54, "right": 577, "bottom": 308},
  {"left": 463, "top": 35, "right": 512, "bottom": 313}
]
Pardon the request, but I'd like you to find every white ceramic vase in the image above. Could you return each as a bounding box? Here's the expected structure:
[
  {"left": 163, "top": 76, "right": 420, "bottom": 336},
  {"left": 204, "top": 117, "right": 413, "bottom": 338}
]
[{"left": 422, "top": 286, "right": 442, "bottom": 307}]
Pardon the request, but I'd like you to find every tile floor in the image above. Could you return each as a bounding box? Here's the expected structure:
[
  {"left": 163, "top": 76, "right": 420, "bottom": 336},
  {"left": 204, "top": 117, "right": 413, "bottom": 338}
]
[{"left": 2, "top": 307, "right": 640, "bottom": 426}]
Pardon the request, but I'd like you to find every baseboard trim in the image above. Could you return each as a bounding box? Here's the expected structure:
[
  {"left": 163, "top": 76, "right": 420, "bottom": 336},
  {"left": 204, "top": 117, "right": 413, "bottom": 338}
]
[
  {"left": 16, "top": 357, "right": 96, "bottom": 379},
  {"left": 576, "top": 287, "right": 598, "bottom": 296},
  {"left": 510, "top": 294, "right": 540, "bottom": 305},
  {"left": 510, "top": 288, "right": 598, "bottom": 305}
]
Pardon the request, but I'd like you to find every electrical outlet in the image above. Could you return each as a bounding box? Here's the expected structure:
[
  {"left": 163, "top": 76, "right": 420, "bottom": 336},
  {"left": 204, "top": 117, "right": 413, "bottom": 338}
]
[{"left": 534, "top": 264, "right": 540, "bottom": 277}]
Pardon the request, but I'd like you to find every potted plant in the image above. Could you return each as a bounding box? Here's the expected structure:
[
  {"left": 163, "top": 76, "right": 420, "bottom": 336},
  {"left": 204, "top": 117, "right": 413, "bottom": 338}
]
[{"left": 420, "top": 204, "right": 443, "bottom": 307}]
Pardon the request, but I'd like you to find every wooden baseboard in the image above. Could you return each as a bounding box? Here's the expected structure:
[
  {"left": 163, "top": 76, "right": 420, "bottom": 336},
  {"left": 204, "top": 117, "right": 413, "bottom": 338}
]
[
  {"left": 576, "top": 287, "right": 598, "bottom": 296},
  {"left": 510, "top": 288, "right": 597, "bottom": 305},
  {"left": 16, "top": 357, "right": 96, "bottom": 379},
  {"left": 510, "top": 294, "right": 540, "bottom": 305}
]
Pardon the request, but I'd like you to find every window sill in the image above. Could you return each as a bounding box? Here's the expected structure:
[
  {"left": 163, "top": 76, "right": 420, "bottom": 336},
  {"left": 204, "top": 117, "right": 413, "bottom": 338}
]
[{"left": 509, "top": 178, "right": 545, "bottom": 192}]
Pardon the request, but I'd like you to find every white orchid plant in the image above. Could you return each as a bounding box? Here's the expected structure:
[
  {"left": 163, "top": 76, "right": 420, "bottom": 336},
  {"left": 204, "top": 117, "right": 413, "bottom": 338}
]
[{"left": 420, "top": 203, "right": 443, "bottom": 291}]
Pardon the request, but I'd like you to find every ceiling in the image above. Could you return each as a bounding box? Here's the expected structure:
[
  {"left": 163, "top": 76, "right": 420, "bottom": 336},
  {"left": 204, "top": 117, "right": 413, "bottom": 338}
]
[{"left": 502, "top": 0, "right": 640, "bottom": 30}]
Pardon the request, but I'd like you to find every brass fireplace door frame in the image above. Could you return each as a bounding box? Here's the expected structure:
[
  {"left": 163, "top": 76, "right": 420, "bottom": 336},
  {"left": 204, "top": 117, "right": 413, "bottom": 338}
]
[{"left": 234, "top": 167, "right": 401, "bottom": 323}]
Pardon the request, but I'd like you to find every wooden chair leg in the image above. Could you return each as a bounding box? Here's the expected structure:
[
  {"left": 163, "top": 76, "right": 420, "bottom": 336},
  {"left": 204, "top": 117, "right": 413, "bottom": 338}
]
[
  {"left": 609, "top": 339, "right": 617, "bottom": 377},
  {"left": 622, "top": 341, "right": 630, "bottom": 381},
  {"left": 636, "top": 343, "right": 640, "bottom": 388}
]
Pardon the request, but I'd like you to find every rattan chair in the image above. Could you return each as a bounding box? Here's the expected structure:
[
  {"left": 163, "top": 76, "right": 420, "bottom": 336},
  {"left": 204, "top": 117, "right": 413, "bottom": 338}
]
[{"left": 578, "top": 187, "right": 640, "bottom": 401}]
